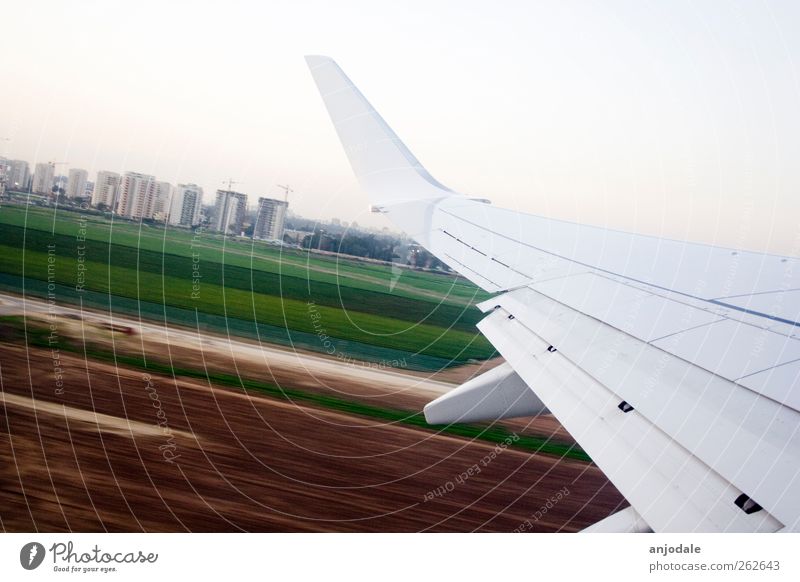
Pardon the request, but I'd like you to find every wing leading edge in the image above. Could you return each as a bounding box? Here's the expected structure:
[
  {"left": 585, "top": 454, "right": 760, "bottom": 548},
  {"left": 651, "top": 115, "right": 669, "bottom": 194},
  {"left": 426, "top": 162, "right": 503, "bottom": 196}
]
[{"left": 306, "top": 56, "right": 800, "bottom": 532}]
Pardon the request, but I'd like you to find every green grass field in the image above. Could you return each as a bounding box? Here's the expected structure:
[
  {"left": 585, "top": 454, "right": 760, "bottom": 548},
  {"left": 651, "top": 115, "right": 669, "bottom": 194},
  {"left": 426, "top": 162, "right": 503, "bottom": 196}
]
[{"left": 0, "top": 204, "right": 495, "bottom": 369}]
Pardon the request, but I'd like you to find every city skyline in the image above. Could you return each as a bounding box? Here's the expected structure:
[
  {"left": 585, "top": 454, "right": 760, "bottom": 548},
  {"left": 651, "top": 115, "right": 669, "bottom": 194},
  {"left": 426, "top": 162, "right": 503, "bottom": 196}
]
[
  {"left": 1, "top": 153, "right": 293, "bottom": 210},
  {"left": 2, "top": 154, "right": 284, "bottom": 212},
  {"left": 2, "top": 153, "right": 373, "bottom": 234},
  {"left": 2, "top": 1, "right": 800, "bottom": 253}
]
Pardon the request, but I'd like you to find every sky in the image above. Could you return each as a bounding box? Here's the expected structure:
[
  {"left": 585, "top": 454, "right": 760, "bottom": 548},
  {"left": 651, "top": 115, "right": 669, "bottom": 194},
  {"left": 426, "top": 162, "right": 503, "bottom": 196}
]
[{"left": 2, "top": 0, "right": 800, "bottom": 253}]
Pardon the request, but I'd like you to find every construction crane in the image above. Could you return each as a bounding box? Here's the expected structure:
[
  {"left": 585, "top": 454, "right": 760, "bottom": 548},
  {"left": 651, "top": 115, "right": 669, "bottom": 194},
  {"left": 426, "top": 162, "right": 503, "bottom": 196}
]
[
  {"left": 48, "top": 161, "right": 70, "bottom": 178},
  {"left": 47, "top": 161, "right": 69, "bottom": 195},
  {"left": 222, "top": 178, "right": 242, "bottom": 191},
  {"left": 277, "top": 183, "right": 293, "bottom": 203}
]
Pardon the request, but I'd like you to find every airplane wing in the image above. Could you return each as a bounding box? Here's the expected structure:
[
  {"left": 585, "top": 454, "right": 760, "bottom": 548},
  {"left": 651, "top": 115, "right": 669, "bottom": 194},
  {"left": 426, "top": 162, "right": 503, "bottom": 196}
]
[{"left": 305, "top": 55, "right": 800, "bottom": 533}]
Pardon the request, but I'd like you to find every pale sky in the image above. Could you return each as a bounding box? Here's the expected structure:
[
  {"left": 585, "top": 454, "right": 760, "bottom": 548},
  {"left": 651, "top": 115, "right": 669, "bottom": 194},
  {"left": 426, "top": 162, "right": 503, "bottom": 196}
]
[{"left": 2, "top": 0, "right": 800, "bottom": 253}]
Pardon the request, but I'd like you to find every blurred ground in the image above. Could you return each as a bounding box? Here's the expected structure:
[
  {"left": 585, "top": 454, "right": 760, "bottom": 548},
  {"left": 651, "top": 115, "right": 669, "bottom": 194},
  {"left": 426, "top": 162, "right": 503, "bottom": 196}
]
[{"left": 0, "top": 294, "right": 625, "bottom": 532}]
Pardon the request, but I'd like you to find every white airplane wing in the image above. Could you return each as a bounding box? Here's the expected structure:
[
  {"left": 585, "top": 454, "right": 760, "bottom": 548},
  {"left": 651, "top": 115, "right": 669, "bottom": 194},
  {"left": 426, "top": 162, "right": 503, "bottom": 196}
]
[{"left": 306, "top": 55, "right": 800, "bottom": 533}]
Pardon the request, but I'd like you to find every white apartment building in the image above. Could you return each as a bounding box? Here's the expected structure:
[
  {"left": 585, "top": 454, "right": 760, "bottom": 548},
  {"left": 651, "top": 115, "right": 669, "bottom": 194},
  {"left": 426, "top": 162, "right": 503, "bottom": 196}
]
[
  {"left": 32, "top": 162, "right": 55, "bottom": 195},
  {"left": 3, "top": 159, "right": 30, "bottom": 191},
  {"left": 92, "top": 170, "right": 120, "bottom": 208},
  {"left": 168, "top": 183, "right": 203, "bottom": 227},
  {"left": 152, "top": 181, "right": 173, "bottom": 221},
  {"left": 252, "top": 197, "right": 288, "bottom": 241},
  {"left": 66, "top": 168, "right": 88, "bottom": 199},
  {"left": 116, "top": 172, "right": 157, "bottom": 219},
  {"left": 213, "top": 190, "right": 247, "bottom": 235}
]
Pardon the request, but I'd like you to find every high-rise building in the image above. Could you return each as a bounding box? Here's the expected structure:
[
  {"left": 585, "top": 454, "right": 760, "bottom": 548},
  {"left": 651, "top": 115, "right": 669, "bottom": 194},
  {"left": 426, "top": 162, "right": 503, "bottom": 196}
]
[
  {"left": 54, "top": 175, "right": 68, "bottom": 194},
  {"left": 92, "top": 170, "right": 120, "bottom": 208},
  {"left": 2, "top": 159, "right": 29, "bottom": 191},
  {"left": 0, "top": 158, "right": 8, "bottom": 192},
  {"left": 116, "top": 172, "right": 157, "bottom": 219},
  {"left": 213, "top": 190, "right": 247, "bottom": 235},
  {"left": 152, "top": 181, "right": 173, "bottom": 221},
  {"left": 168, "top": 183, "right": 203, "bottom": 227},
  {"left": 66, "top": 168, "right": 88, "bottom": 199},
  {"left": 252, "top": 197, "right": 288, "bottom": 241},
  {"left": 32, "top": 162, "right": 55, "bottom": 195}
]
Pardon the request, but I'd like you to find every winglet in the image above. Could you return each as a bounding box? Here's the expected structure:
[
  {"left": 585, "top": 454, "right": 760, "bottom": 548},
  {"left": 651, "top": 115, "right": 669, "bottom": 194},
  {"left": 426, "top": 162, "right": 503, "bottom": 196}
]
[{"left": 305, "top": 56, "right": 457, "bottom": 207}]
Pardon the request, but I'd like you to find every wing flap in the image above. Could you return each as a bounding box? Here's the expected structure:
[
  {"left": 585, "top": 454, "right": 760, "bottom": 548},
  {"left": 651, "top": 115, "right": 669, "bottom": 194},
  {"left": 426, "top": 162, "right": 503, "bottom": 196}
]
[
  {"left": 481, "top": 288, "right": 799, "bottom": 530},
  {"left": 479, "top": 304, "right": 784, "bottom": 532}
]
